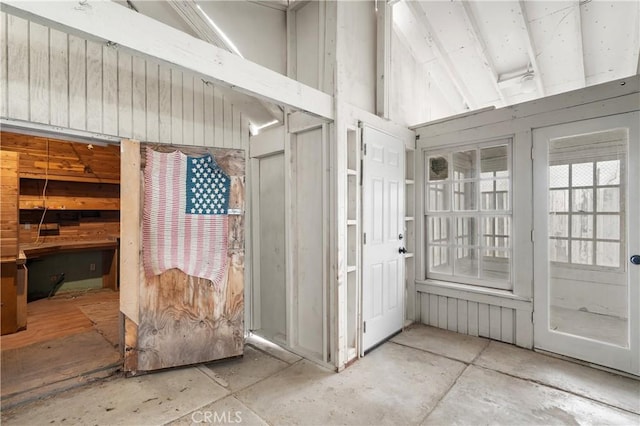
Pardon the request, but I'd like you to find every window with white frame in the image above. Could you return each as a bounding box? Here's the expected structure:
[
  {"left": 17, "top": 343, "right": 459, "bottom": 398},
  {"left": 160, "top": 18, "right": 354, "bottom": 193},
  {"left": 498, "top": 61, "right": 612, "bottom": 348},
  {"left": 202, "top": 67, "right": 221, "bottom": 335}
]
[
  {"left": 548, "top": 128, "right": 626, "bottom": 269},
  {"left": 425, "top": 139, "right": 512, "bottom": 290}
]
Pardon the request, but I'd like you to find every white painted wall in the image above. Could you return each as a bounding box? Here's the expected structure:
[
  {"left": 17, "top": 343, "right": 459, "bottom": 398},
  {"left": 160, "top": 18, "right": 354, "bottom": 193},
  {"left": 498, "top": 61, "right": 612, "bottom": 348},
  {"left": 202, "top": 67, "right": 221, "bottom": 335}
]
[
  {"left": 335, "top": 1, "right": 377, "bottom": 113},
  {"left": 0, "top": 12, "right": 250, "bottom": 149},
  {"left": 295, "top": 1, "right": 320, "bottom": 89}
]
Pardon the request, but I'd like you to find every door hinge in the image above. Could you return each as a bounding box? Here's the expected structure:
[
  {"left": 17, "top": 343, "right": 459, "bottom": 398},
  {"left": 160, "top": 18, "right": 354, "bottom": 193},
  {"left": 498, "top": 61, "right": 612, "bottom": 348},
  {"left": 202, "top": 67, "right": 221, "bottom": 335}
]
[{"left": 363, "top": 321, "right": 367, "bottom": 333}]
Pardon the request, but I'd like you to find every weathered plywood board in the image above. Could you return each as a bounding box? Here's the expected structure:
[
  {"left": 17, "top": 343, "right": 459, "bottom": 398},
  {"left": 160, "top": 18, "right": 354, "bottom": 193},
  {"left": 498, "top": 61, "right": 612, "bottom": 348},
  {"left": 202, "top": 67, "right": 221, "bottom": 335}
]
[
  {"left": 131, "top": 143, "right": 245, "bottom": 372},
  {"left": 0, "top": 151, "right": 19, "bottom": 260}
]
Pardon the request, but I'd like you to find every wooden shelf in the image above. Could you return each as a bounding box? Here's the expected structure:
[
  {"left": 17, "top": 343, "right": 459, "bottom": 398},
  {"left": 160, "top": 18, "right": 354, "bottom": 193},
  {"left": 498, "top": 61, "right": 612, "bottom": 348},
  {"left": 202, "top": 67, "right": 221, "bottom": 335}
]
[{"left": 20, "top": 195, "right": 120, "bottom": 211}]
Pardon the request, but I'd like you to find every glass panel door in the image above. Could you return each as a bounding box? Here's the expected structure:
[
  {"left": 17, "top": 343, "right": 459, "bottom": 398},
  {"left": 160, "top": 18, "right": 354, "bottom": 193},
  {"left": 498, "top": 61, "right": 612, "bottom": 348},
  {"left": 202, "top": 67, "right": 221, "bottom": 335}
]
[{"left": 533, "top": 112, "right": 639, "bottom": 376}]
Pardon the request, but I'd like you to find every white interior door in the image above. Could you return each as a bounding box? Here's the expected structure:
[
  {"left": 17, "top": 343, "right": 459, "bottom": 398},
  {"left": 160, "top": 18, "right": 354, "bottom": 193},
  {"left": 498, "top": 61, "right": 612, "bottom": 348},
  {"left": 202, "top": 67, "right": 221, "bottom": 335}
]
[
  {"left": 362, "top": 126, "right": 405, "bottom": 351},
  {"left": 533, "top": 112, "right": 640, "bottom": 376}
]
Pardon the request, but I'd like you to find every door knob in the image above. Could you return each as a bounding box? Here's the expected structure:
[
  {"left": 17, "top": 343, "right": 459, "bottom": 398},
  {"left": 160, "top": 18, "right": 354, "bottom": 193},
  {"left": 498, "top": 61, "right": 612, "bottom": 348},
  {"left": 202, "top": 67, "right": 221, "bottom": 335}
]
[
  {"left": 631, "top": 255, "right": 640, "bottom": 265},
  {"left": 399, "top": 247, "right": 407, "bottom": 254}
]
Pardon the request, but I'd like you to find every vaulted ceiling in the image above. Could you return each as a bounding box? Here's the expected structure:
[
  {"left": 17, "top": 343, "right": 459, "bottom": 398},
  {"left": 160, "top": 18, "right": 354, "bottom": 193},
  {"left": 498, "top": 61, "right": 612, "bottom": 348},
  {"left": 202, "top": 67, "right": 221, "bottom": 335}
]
[
  {"left": 116, "top": 0, "right": 639, "bottom": 124},
  {"left": 393, "top": 0, "right": 640, "bottom": 112}
]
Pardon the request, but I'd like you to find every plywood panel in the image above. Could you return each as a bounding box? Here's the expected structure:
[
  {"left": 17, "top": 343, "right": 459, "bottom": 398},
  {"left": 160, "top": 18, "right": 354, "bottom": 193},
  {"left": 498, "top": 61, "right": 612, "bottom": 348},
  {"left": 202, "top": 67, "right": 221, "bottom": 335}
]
[
  {"left": 86, "top": 40, "right": 103, "bottom": 133},
  {"left": 49, "top": 28, "right": 69, "bottom": 128},
  {"left": 258, "top": 153, "right": 286, "bottom": 338},
  {"left": 102, "top": 46, "right": 118, "bottom": 136},
  {"left": 1, "top": 262, "right": 18, "bottom": 335},
  {"left": 29, "top": 22, "right": 49, "bottom": 124},
  {"left": 7, "top": 15, "right": 29, "bottom": 120},
  {"left": 295, "top": 129, "right": 325, "bottom": 356},
  {"left": 133, "top": 144, "right": 245, "bottom": 371},
  {"left": 68, "top": 35, "right": 86, "bottom": 130}
]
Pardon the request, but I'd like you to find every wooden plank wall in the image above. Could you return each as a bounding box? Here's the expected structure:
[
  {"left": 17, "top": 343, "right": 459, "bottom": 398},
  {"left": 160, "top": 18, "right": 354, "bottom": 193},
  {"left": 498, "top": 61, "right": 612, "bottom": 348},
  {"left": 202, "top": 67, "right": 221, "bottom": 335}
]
[
  {"left": 0, "top": 151, "right": 19, "bottom": 260},
  {"left": 419, "top": 292, "right": 533, "bottom": 348},
  {"left": 0, "top": 12, "right": 249, "bottom": 150}
]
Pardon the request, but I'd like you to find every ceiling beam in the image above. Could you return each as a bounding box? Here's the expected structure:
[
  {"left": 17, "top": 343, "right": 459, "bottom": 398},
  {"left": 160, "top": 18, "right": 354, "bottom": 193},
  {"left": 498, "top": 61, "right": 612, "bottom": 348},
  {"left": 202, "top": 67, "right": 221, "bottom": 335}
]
[
  {"left": 405, "top": 1, "right": 477, "bottom": 110},
  {"left": 516, "top": 0, "right": 545, "bottom": 96},
  {"left": 459, "top": 1, "right": 507, "bottom": 106},
  {"left": 0, "top": 0, "right": 333, "bottom": 120},
  {"left": 166, "top": 0, "right": 284, "bottom": 123}
]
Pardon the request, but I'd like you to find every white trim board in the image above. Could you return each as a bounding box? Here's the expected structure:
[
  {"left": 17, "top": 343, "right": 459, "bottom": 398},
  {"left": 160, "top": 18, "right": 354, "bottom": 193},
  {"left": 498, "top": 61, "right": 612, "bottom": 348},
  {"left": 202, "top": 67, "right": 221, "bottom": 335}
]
[{"left": 1, "top": 1, "right": 334, "bottom": 120}]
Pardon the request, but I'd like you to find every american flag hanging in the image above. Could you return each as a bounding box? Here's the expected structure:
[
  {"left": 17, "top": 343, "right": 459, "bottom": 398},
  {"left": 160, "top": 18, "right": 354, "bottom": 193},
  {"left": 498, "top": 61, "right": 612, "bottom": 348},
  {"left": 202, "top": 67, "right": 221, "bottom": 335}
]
[{"left": 142, "top": 148, "right": 230, "bottom": 288}]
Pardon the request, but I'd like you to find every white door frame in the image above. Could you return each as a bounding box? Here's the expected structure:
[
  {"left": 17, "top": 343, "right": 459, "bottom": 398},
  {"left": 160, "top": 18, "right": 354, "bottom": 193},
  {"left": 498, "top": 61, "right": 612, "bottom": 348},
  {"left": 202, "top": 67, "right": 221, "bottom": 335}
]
[
  {"left": 361, "top": 124, "right": 406, "bottom": 352},
  {"left": 533, "top": 111, "right": 640, "bottom": 376}
]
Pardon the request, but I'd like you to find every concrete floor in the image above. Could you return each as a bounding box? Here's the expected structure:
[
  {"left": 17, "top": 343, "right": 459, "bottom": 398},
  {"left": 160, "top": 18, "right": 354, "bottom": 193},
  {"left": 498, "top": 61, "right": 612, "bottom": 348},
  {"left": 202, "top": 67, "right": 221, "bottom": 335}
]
[{"left": 2, "top": 324, "right": 638, "bottom": 425}]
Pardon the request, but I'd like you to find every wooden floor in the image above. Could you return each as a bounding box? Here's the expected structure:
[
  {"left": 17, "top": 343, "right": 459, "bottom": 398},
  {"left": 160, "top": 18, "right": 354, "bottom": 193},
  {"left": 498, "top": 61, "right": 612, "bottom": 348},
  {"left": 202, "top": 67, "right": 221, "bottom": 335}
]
[{"left": 1, "top": 289, "right": 122, "bottom": 407}]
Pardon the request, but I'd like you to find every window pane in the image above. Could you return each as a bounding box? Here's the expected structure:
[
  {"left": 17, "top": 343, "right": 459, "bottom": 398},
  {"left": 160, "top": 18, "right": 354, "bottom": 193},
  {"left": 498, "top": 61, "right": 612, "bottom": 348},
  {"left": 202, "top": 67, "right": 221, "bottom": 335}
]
[
  {"left": 453, "top": 150, "right": 477, "bottom": 179},
  {"left": 482, "top": 250, "right": 510, "bottom": 281},
  {"left": 427, "top": 183, "right": 450, "bottom": 211},
  {"left": 549, "top": 164, "right": 568, "bottom": 188},
  {"left": 429, "top": 245, "right": 451, "bottom": 274},
  {"left": 482, "top": 216, "right": 510, "bottom": 248},
  {"left": 571, "top": 214, "right": 593, "bottom": 239},
  {"left": 454, "top": 248, "right": 478, "bottom": 277},
  {"left": 549, "top": 189, "right": 569, "bottom": 212},
  {"left": 429, "top": 155, "right": 449, "bottom": 181},
  {"left": 597, "top": 242, "right": 620, "bottom": 267},
  {"left": 572, "top": 162, "right": 593, "bottom": 187},
  {"left": 550, "top": 239, "right": 569, "bottom": 262},
  {"left": 571, "top": 240, "right": 593, "bottom": 264},
  {"left": 596, "top": 215, "right": 620, "bottom": 240},
  {"left": 453, "top": 182, "right": 477, "bottom": 210},
  {"left": 597, "top": 188, "right": 620, "bottom": 212},
  {"left": 480, "top": 145, "right": 508, "bottom": 177},
  {"left": 481, "top": 179, "right": 509, "bottom": 210},
  {"left": 455, "top": 217, "right": 477, "bottom": 246},
  {"left": 572, "top": 188, "right": 593, "bottom": 212},
  {"left": 597, "top": 160, "right": 620, "bottom": 185},
  {"left": 428, "top": 217, "right": 449, "bottom": 243},
  {"left": 549, "top": 214, "right": 568, "bottom": 237}
]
